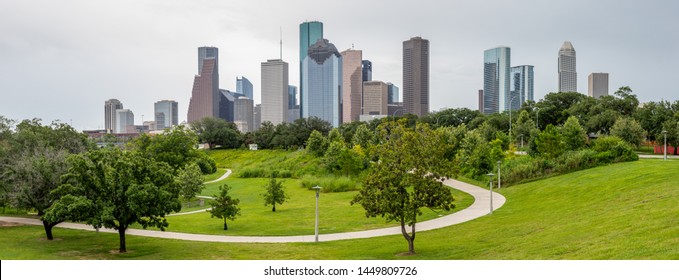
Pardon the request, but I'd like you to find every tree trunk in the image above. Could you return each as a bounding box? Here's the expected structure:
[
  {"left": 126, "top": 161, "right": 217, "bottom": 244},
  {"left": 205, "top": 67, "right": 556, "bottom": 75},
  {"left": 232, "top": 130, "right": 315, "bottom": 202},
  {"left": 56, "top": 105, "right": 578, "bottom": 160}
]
[
  {"left": 118, "top": 227, "right": 127, "bottom": 253},
  {"left": 42, "top": 220, "right": 54, "bottom": 240},
  {"left": 223, "top": 218, "right": 228, "bottom": 230},
  {"left": 400, "top": 218, "right": 416, "bottom": 255},
  {"left": 272, "top": 204, "right": 276, "bottom": 212}
]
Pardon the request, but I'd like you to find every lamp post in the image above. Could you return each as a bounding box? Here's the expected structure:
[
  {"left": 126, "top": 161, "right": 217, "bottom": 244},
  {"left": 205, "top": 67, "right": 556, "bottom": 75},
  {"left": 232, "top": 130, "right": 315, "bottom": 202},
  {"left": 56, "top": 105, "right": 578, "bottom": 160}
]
[
  {"left": 313, "top": 185, "right": 322, "bottom": 242},
  {"left": 662, "top": 130, "right": 668, "bottom": 161},
  {"left": 392, "top": 108, "right": 404, "bottom": 120},
  {"left": 486, "top": 173, "right": 495, "bottom": 213},
  {"left": 497, "top": 160, "right": 502, "bottom": 189}
]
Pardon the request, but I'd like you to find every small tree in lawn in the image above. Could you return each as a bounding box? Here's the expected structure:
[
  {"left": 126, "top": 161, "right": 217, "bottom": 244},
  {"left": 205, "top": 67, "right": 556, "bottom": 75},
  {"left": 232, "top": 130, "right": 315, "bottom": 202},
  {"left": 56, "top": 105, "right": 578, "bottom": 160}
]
[
  {"left": 176, "top": 163, "right": 205, "bottom": 206},
  {"left": 262, "top": 177, "right": 287, "bottom": 212},
  {"left": 352, "top": 121, "right": 456, "bottom": 255},
  {"left": 209, "top": 184, "right": 240, "bottom": 230}
]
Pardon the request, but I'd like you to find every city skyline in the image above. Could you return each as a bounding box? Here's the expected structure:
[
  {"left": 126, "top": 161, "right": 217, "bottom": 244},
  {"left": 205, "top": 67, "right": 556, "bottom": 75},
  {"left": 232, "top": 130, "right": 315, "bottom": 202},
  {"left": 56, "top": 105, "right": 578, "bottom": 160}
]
[{"left": 1, "top": 1, "right": 677, "bottom": 130}]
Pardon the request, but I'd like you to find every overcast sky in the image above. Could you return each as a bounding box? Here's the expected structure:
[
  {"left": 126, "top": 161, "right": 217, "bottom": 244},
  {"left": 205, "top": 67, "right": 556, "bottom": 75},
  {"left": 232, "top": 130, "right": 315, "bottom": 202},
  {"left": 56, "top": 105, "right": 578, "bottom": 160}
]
[{"left": 1, "top": 0, "right": 677, "bottom": 130}]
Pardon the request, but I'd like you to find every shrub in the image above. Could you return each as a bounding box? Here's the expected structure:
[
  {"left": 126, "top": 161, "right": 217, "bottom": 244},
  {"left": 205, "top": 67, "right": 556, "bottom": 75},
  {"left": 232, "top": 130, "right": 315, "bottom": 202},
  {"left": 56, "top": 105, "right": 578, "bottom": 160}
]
[
  {"left": 239, "top": 168, "right": 293, "bottom": 178},
  {"left": 593, "top": 136, "right": 638, "bottom": 162},
  {"left": 196, "top": 157, "right": 216, "bottom": 174},
  {"left": 300, "top": 175, "right": 361, "bottom": 193}
]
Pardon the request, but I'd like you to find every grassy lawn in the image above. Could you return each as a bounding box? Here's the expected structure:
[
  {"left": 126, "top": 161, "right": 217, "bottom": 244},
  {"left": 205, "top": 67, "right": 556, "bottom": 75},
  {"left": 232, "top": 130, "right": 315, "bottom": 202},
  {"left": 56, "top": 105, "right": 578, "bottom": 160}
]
[
  {"left": 1, "top": 159, "right": 677, "bottom": 259},
  {"left": 207, "top": 149, "right": 327, "bottom": 178}
]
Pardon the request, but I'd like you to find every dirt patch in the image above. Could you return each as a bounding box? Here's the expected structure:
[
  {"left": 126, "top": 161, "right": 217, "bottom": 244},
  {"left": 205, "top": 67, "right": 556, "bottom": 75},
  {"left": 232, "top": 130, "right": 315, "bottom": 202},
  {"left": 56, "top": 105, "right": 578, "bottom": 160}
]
[
  {"left": 0, "top": 221, "right": 22, "bottom": 227},
  {"left": 108, "top": 249, "right": 133, "bottom": 254}
]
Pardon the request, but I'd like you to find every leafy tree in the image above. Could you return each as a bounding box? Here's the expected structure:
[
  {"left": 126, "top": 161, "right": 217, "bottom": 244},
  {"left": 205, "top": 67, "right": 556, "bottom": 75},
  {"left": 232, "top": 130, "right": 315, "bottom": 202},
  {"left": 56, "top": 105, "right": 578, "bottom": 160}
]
[
  {"left": 208, "top": 184, "right": 241, "bottom": 230},
  {"left": 634, "top": 101, "right": 675, "bottom": 141},
  {"left": 611, "top": 117, "right": 647, "bottom": 148},
  {"left": 45, "top": 148, "right": 181, "bottom": 252},
  {"left": 456, "top": 130, "right": 492, "bottom": 179},
  {"left": 253, "top": 121, "right": 276, "bottom": 149},
  {"left": 560, "top": 116, "right": 587, "bottom": 151},
  {"left": 536, "top": 124, "right": 564, "bottom": 158},
  {"left": 325, "top": 142, "right": 365, "bottom": 176},
  {"left": 426, "top": 108, "right": 483, "bottom": 128},
  {"left": 262, "top": 177, "right": 287, "bottom": 212},
  {"left": 351, "top": 124, "right": 374, "bottom": 149},
  {"left": 352, "top": 121, "right": 455, "bottom": 255},
  {"left": 191, "top": 117, "right": 242, "bottom": 149},
  {"left": 270, "top": 122, "right": 296, "bottom": 149},
  {"left": 328, "top": 128, "right": 342, "bottom": 143},
  {"left": 535, "top": 92, "right": 586, "bottom": 128},
  {"left": 132, "top": 125, "right": 204, "bottom": 172},
  {"left": 306, "top": 130, "right": 329, "bottom": 157},
  {"left": 657, "top": 119, "right": 679, "bottom": 154},
  {"left": 512, "top": 111, "right": 538, "bottom": 148},
  {"left": 176, "top": 163, "right": 205, "bottom": 201},
  {"left": 586, "top": 109, "right": 619, "bottom": 135}
]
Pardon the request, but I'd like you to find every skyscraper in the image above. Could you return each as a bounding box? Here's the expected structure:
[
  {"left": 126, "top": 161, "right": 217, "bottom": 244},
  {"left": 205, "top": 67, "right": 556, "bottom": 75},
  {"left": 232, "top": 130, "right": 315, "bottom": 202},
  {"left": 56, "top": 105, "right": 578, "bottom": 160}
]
[
  {"left": 154, "top": 100, "right": 178, "bottom": 130},
  {"left": 588, "top": 73, "right": 609, "bottom": 98},
  {"left": 288, "top": 85, "right": 297, "bottom": 108},
  {"left": 115, "top": 109, "right": 134, "bottom": 134},
  {"left": 478, "top": 90, "right": 484, "bottom": 112},
  {"left": 188, "top": 47, "right": 220, "bottom": 123},
  {"left": 387, "top": 83, "right": 400, "bottom": 104},
  {"left": 341, "top": 49, "right": 363, "bottom": 123},
  {"left": 302, "top": 39, "right": 342, "bottom": 127},
  {"left": 483, "top": 46, "right": 511, "bottom": 114},
  {"left": 403, "top": 37, "right": 429, "bottom": 116},
  {"left": 510, "top": 65, "right": 534, "bottom": 111},
  {"left": 362, "top": 60, "right": 372, "bottom": 82},
  {"left": 362, "top": 81, "right": 388, "bottom": 115},
  {"left": 253, "top": 104, "right": 261, "bottom": 131},
  {"left": 219, "top": 89, "right": 242, "bottom": 122},
  {"left": 104, "top": 99, "right": 123, "bottom": 133},
  {"left": 234, "top": 96, "right": 254, "bottom": 133},
  {"left": 261, "top": 59, "right": 289, "bottom": 126},
  {"left": 299, "top": 21, "right": 323, "bottom": 118},
  {"left": 558, "top": 41, "right": 577, "bottom": 92},
  {"left": 236, "top": 76, "right": 253, "bottom": 100}
]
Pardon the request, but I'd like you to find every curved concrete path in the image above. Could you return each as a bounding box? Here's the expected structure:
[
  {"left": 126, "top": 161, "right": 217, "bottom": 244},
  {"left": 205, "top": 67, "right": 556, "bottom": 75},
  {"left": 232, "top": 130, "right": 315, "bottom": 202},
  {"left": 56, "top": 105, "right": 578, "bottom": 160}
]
[
  {"left": 0, "top": 178, "right": 505, "bottom": 243},
  {"left": 204, "top": 169, "right": 232, "bottom": 184}
]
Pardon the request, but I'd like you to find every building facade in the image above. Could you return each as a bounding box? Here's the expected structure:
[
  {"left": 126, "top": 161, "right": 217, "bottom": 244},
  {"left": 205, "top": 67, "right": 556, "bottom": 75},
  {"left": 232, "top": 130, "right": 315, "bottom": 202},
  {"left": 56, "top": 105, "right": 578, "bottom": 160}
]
[
  {"left": 188, "top": 47, "right": 220, "bottom": 123},
  {"left": 483, "top": 46, "right": 511, "bottom": 114},
  {"left": 236, "top": 76, "right": 253, "bottom": 100},
  {"left": 341, "top": 49, "right": 363, "bottom": 123},
  {"left": 510, "top": 65, "right": 534, "bottom": 111},
  {"left": 362, "top": 81, "right": 389, "bottom": 115},
  {"left": 234, "top": 96, "right": 254, "bottom": 133},
  {"left": 115, "top": 109, "right": 134, "bottom": 134},
  {"left": 387, "top": 83, "right": 399, "bottom": 104},
  {"left": 154, "top": 100, "right": 178, "bottom": 130},
  {"left": 299, "top": 21, "right": 324, "bottom": 118},
  {"left": 302, "top": 39, "right": 342, "bottom": 127},
  {"left": 558, "top": 41, "right": 577, "bottom": 92},
  {"left": 261, "top": 59, "right": 289, "bottom": 126},
  {"left": 253, "top": 104, "right": 261, "bottom": 131},
  {"left": 219, "top": 89, "right": 242, "bottom": 122},
  {"left": 588, "top": 73, "right": 609, "bottom": 98},
  {"left": 104, "top": 99, "right": 123, "bottom": 133},
  {"left": 362, "top": 60, "right": 372, "bottom": 82},
  {"left": 403, "top": 37, "right": 429, "bottom": 116},
  {"left": 478, "top": 89, "right": 484, "bottom": 112}
]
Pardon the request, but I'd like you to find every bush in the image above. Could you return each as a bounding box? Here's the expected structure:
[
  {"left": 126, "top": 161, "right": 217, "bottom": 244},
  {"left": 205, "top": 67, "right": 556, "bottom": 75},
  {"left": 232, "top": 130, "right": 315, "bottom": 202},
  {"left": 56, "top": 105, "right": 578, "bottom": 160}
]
[
  {"left": 196, "top": 157, "right": 217, "bottom": 174},
  {"left": 238, "top": 168, "right": 292, "bottom": 178},
  {"left": 593, "top": 136, "right": 638, "bottom": 162},
  {"left": 300, "top": 175, "right": 361, "bottom": 193}
]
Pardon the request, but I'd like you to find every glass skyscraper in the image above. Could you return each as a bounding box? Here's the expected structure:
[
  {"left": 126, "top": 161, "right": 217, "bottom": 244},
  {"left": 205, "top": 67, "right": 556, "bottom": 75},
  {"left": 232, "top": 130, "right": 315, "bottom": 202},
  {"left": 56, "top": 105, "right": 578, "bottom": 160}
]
[
  {"left": 299, "top": 21, "right": 323, "bottom": 118},
  {"left": 510, "top": 65, "right": 534, "bottom": 111},
  {"left": 302, "top": 39, "right": 342, "bottom": 127},
  {"left": 236, "top": 76, "right": 253, "bottom": 100},
  {"left": 362, "top": 60, "right": 372, "bottom": 82},
  {"left": 387, "top": 83, "right": 399, "bottom": 104},
  {"left": 154, "top": 100, "right": 178, "bottom": 130},
  {"left": 483, "top": 46, "right": 510, "bottom": 114}
]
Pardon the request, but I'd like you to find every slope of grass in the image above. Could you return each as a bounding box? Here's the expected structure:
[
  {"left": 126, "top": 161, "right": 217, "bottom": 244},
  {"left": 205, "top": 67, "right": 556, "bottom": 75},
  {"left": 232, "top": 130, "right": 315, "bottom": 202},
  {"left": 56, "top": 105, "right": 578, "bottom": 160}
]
[
  {"left": 207, "top": 149, "right": 326, "bottom": 178},
  {"left": 2, "top": 159, "right": 677, "bottom": 259}
]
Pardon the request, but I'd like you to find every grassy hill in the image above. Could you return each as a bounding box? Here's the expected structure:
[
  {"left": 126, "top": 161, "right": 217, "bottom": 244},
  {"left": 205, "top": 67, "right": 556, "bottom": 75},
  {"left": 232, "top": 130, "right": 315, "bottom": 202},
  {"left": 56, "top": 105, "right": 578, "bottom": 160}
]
[{"left": 1, "top": 159, "right": 677, "bottom": 259}]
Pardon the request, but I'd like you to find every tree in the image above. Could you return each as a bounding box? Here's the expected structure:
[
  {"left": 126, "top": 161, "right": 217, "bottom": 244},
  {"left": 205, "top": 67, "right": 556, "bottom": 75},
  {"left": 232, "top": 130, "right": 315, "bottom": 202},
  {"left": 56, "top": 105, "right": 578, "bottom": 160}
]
[
  {"left": 176, "top": 163, "right": 205, "bottom": 202},
  {"left": 611, "top": 117, "right": 647, "bottom": 148},
  {"left": 456, "top": 130, "right": 492, "bottom": 179},
  {"left": 208, "top": 184, "right": 241, "bottom": 230},
  {"left": 351, "top": 124, "right": 375, "bottom": 149},
  {"left": 132, "top": 125, "right": 205, "bottom": 172},
  {"left": 535, "top": 92, "right": 586, "bottom": 128},
  {"left": 262, "top": 177, "right": 287, "bottom": 212},
  {"left": 306, "top": 130, "right": 329, "bottom": 157},
  {"left": 352, "top": 121, "right": 455, "bottom": 255},
  {"left": 512, "top": 111, "right": 539, "bottom": 148},
  {"left": 560, "top": 116, "right": 587, "bottom": 151},
  {"left": 253, "top": 121, "right": 276, "bottom": 149},
  {"left": 45, "top": 148, "right": 181, "bottom": 252},
  {"left": 536, "top": 124, "right": 564, "bottom": 158},
  {"left": 658, "top": 119, "right": 679, "bottom": 154},
  {"left": 191, "top": 117, "right": 242, "bottom": 149}
]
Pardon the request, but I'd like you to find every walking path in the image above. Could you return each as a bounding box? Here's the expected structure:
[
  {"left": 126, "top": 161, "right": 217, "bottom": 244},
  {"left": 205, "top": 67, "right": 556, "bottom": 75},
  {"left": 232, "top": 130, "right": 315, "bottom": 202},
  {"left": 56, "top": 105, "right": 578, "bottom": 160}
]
[
  {"left": 638, "top": 154, "right": 678, "bottom": 159},
  {"left": 204, "top": 169, "right": 232, "bottom": 184},
  {"left": 0, "top": 177, "right": 505, "bottom": 243}
]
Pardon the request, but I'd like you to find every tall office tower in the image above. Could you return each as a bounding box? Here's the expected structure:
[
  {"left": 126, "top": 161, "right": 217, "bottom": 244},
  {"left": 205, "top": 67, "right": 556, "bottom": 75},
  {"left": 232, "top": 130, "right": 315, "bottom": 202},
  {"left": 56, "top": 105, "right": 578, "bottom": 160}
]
[
  {"left": 558, "top": 41, "right": 577, "bottom": 92},
  {"left": 362, "top": 81, "right": 389, "bottom": 115},
  {"left": 510, "top": 65, "right": 534, "bottom": 111},
  {"left": 362, "top": 60, "right": 372, "bottom": 82},
  {"left": 302, "top": 39, "right": 343, "bottom": 127},
  {"left": 387, "top": 83, "right": 400, "bottom": 104},
  {"left": 478, "top": 90, "right": 484, "bottom": 112},
  {"left": 341, "top": 49, "right": 363, "bottom": 123},
  {"left": 198, "top": 47, "right": 218, "bottom": 76},
  {"left": 403, "top": 37, "right": 430, "bottom": 116},
  {"left": 253, "top": 104, "right": 261, "bottom": 131},
  {"left": 104, "top": 99, "right": 123, "bottom": 133},
  {"left": 299, "top": 21, "right": 324, "bottom": 118},
  {"left": 288, "top": 85, "right": 298, "bottom": 108},
  {"left": 188, "top": 47, "right": 220, "bottom": 123},
  {"left": 115, "top": 109, "right": 134, "bottom": 134},
  {"left": 234, "top": 96, "right": 254, "bottom": 133},
  {"left": 588, "top": 73, "right": 609, "bottom": 98},
  {"left": 219, "top": 89, "right": 242, "bottom": 122},
  {"left": 483, "top": 46, "right": 511, "bottom": 114},
  {"left": 261, "top": 59, "right": 289, "bottom": 126},
  {"left": 154, "top": 100, "right": 178, "bottom": 130},
  {"left": 236, "top": 76, "right": 253, "bottom": 100}
]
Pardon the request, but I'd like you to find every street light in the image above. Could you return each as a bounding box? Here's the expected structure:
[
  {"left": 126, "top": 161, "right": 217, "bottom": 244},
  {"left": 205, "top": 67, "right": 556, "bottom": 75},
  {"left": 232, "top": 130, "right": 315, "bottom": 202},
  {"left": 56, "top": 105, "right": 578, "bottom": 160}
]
[
  {"left": 312, "top": 185, "right": 322, "bottom": 242},
  {"left": 486, "top": 173, "right": 495, "bottom": 213},
  {"left": 392, "top": 108, "right": 404, "bottom": 120},
  {"left": 497, "top": 160, "right": 502, "bottom": 189},
  {"left": 663, "top": 130, "right": 668, "bottom": 161}
]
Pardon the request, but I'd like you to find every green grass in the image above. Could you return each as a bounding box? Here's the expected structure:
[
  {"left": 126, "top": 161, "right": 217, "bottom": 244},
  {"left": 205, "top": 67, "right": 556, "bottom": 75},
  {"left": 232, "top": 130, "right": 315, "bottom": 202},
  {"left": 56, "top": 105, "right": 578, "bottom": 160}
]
[
  {"left": 131, "top": 177, "right": 471, "bottom": 236},
  {"left": 207, "top": 149, "right": 327, "bottom": 178},
  {"left": 202, "top": 168, "right": 228, "bottom": 182},
  {"left": 2, "top": 159, "right": 678, "bottom": 259}
]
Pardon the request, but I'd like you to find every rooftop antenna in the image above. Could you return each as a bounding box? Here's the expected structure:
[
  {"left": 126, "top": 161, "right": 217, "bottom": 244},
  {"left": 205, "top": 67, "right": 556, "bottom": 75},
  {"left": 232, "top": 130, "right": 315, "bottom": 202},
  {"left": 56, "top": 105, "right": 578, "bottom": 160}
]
[{"left": 279, "top": 26, "right": 283, "bottom": 60}]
